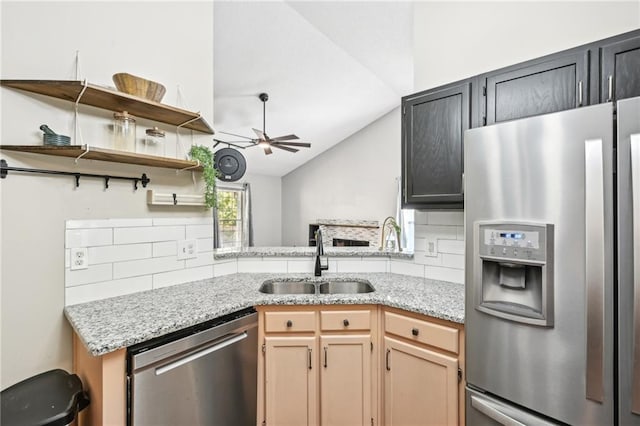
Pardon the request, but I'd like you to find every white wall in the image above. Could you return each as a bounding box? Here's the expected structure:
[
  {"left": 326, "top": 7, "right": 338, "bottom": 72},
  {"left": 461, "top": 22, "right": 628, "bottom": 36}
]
[
  {"left": 0, "top": 1, "right": 214, "bottom": 389},
  {"left": 236, "top": 173, "right": 282, "bottom": 246},
  {"left": 414, "top": 1, "right": 640, "bottom": 90},
  {"left": 281, "top": 107, "right": 400, "bottom": 246}
]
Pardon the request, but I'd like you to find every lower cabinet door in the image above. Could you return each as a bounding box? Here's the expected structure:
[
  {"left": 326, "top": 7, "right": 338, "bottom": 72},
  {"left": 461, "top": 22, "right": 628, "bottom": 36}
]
[
  {"left": 265, "top": 336, "right": 318, "bottom": 426},
  {"left": 384, "top": 336, "right": 458, "bottom": 426},
  {"left": 320, "top": 335, "right": 372, "bottom": 426}
]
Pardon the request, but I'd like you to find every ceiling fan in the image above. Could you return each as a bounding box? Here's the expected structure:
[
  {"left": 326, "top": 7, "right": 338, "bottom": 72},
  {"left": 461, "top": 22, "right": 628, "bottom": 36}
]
[{"left": 213, "top": 92, "right": 311, "bottom": 155}]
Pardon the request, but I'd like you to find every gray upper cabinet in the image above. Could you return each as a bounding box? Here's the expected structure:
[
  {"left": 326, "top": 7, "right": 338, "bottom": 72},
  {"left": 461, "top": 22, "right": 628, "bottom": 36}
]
[
  {"left": 400, "top": 29, "right": 639, "bottom": 209},
  {"left": 482, "top": 50, "right": 590, "bottom": 125},
  {"left": 601, "top": 32, "right": 640, "bottom": 103},
  {"left": 401, "top": 80, "right": 471, "bottom": 209}
]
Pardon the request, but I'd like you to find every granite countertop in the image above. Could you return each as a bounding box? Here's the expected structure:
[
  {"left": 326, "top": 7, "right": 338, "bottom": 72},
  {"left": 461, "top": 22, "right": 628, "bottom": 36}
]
[
  {"left": 64, "top": 272, "right": 464, "bottom": 357},
  {"left": 213, "top": 246, "right": 413, "bottom": 260}
]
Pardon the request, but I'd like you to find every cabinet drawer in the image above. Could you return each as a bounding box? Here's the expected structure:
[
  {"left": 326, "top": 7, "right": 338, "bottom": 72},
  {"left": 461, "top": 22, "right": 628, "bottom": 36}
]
[
  {"left": 320, "top": 310, "right": 371, "bottom": 331},
  {"left": 264, "top": 311, "right": 316, "bottom": 333},
  {"left": 384, "top": 312, "right": 458, "bottom": 354}
]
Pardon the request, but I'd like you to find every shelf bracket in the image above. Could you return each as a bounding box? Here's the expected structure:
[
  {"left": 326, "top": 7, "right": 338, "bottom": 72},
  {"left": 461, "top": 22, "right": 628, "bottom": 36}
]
[
  {"left": 73, "top": 80, "right": 89, "bottom": 146},
  {"left": 176, "top": 159, "right": 200, "bottom": 174},
  {"left": 74, "top": 145, "right": 91, "bottom": 163}
]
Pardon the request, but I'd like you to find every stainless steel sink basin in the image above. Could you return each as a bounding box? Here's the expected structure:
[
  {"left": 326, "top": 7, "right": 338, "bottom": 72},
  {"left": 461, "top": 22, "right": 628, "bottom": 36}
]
[
  {"left": 259, "top": 281, "right": 317, "bottom": 294},
  {"left": 319, "top": 280, "right": 375, "bottom": 294}
]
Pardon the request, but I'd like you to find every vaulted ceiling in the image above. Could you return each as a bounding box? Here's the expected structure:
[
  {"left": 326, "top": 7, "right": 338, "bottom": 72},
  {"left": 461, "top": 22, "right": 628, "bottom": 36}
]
[{"left": 213, "top": 1, "right": 414, "bottom": 177}]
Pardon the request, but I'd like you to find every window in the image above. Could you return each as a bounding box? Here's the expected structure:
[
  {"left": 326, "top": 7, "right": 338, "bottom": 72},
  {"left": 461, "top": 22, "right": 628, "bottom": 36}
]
[{"left": 216, "top": 188, "right": 243, "bottom": 248}]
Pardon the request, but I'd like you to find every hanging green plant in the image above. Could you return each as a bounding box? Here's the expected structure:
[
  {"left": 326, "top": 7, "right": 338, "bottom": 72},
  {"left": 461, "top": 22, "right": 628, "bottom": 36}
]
[{"left": 189, "top": 145, "right": 218, "bottom": 209}]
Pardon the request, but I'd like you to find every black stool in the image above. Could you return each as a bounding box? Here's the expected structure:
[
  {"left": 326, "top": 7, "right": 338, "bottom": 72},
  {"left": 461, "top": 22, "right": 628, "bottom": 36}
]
[{"left": 1, "top": 369, "right": 90, "bottom": 426}]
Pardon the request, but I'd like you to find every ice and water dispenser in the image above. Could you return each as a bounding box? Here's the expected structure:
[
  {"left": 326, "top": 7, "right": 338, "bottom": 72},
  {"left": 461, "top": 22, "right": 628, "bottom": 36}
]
[{"left": 473, "top": 221, "right": 554, "bottom": 327}]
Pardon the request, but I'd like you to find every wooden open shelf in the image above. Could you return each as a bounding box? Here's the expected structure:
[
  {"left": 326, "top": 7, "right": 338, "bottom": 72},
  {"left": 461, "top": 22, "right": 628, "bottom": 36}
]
[
  {"left": 0, "top": 80, "right": 214, "bottom": 134},
  {"left": 0, "top": 145, "right": 203, "bottom": 171}
]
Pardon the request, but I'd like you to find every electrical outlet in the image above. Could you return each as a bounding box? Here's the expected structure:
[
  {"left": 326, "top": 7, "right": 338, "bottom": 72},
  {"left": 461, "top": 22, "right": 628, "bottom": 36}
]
[
  {"left": 425, "top": 237, "right": 438, "bottom": 257},
  {"left": 177, "top": 239, "right": 198, "bottom": 260},
  {"left": 70, "top": 248, "right": 89, "bottom": 270}
]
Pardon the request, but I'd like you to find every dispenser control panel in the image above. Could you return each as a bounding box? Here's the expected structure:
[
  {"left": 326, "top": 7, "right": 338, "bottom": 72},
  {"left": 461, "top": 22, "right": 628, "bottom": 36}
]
[{"left": 477, "top": 222, "right": 551, "bottom": 263}]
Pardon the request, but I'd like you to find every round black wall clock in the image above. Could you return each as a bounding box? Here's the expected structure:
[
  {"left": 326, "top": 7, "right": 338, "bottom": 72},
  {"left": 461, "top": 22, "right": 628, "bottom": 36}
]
[{"left": 214, "top": 147, "right": 246, "bottom": 182}]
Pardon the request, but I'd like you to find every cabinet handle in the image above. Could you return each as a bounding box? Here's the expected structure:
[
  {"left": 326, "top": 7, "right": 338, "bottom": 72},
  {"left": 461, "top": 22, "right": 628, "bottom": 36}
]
[
  {"left": 578, "top": 80, "right": 583, "bottom": 106},
  {"left": 324, "top": 346, "right": 328, "bottom": 368},
  {"left": 343, "top": 319, "right": 350, "bottom": 327},
  {"left": 386, "top": 349, "right": 391, "bottom": 371},
  {"left": 286, "top": 320, "right": 293, "bottom": 328},
  {"left": 607, "top": 75, "right": 613, "bottom": 102},
  {"left": 412, "top": 328, "right": 419, "bottom": 336},
  {"left": 308, "top": 348, "right": 312, "bottom": 370}
]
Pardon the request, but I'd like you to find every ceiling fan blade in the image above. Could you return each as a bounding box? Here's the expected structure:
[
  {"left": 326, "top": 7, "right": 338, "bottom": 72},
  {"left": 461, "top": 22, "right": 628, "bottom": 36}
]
[
  {"left": 271, "top": 144, "right": 299, "bottom": 153},
  {"left": 263, "top": 145, "right": 273, "bottom": 155},
  {"left": 252, "top": 128, "right": 267, "bottom": 140},
  {"left": 272, "top": 141, "right": 311, "bottom": 148},
  {"left": 218, "top": 131, "right": 254, "bottom": 140},
  {"left": 270, "top": 134, "right": 299, "bottom": 141}
]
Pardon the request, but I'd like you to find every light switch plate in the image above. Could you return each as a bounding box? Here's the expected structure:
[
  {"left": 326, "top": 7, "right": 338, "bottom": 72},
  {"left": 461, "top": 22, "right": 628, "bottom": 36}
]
[
  {"left": 177, "top": 239, "right": 198, "bottom": 260},
  {"left": 425, "top": 237, "right": 438, "bottom": 257},
  {"left": 70, "top": 247, "right": 89, "bottom": 270}
]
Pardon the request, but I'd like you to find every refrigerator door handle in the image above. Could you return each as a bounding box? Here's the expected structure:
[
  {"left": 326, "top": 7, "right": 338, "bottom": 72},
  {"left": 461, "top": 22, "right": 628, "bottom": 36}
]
[
  {"left": 585, "top": 138, "right": 605, "bottom": 403},
  {"left": 470, "top": 395, "right": 526, "bottom": 426},
  {"left": 631, "top": 133, "right": 640, "bottom": 414}
]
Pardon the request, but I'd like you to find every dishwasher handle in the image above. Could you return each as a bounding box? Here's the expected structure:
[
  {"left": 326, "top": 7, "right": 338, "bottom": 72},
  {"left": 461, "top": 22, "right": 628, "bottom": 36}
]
[{"left": 155, "top": 331, "right": 248, "bottom": 376}]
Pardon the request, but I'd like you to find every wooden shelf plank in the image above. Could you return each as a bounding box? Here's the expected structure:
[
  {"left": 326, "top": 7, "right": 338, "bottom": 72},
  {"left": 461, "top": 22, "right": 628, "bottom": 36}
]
[
  {"left": 0, "top": 80, "right": 214, "bottom": 134},
  {"left": 0, "top": 145, "right": 203, "bottom": 171}
]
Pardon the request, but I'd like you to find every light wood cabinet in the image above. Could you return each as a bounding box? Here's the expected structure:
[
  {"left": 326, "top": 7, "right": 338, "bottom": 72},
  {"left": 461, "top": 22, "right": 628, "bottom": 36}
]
[
  {"left": 320, "top": 335, "right": 372, "bottom": 426},
  {"left": 257, "top": 305, "right": 378, "bottom": 426},
  {"left": 264, "top": 336, "right": 318, "bottom": 426},
  {"left": 384, "top": 336, "right": 458, "bottom": 426},
  {"left": 382, "top": 307, "right": 465, "bottom": 426}
]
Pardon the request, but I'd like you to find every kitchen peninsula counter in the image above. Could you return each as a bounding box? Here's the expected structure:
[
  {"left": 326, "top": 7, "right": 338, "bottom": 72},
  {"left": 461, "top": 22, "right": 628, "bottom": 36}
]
[
  {"left": 213, "top": 246, "right": 414, "bottom": 260},
  {"left": 64, "top": 272, "right": 464, "bottom": 356}
]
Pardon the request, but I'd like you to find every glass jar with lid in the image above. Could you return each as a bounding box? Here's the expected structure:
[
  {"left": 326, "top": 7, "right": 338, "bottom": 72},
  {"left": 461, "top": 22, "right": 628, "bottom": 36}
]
[
  {"left": 139, "top": 127, "right": 165, "bottom": 156},
  {"left": 113, "top": 111, "right": 136, "bottom": 152}
]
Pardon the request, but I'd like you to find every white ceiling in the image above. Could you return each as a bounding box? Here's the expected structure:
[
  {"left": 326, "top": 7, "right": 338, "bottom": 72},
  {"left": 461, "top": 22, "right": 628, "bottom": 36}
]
[{"left": 213, "top": 1, "right": 414, "bottom": 177}]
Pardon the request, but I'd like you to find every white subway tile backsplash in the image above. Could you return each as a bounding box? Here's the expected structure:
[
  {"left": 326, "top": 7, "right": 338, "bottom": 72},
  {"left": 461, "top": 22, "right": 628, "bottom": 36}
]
[
  {"left": 213, "top": 259, "right": 238, "bottom": 277},
  {"left": 153, "top": 241, "right": 178, "bottom": 257},
  {"left": 153, "top": 217, "right": 213, "bottom": 226},
  {"left": 425, "top": 266, "right": 464, "bottom": 284},
  {"left": 437, "top": 239, "right": 464, "bottom": 255},
  {"left": 89, "top": 244, "right": 151, "bottom": 265},
  {"left": 114, "top": 226, "right": 184, "bottom": 244},
  {"left": 390, "top": 260, "right": 425, "bottom": 278},
  {"left": 153, "top": 266, "right": 214, "bottom": 289},
  {"left": 186, "top": 224, "right": 214, "bottom": 239},
  {"left": 198, "top": 238, "right": 214, "bottom": 253},
  {"left": 457, "top": 226, "right": 465, "bottom": 240},
  {"left": 414, "top": 211, "right": 428, "bottom": 225},
  {"left": 65, "top": 276, "right": 152, "bottom": 305},
  {"left": 65, "top": 249, "right": 70, "bottom": 268},
  {"left": 335, "top": 259, "right": 389, "bottom": 273},
  {"left": 413, "top": 252, "right": 443, "bottom": 266},
  {"left": 185, "top": 253, "right": 215, "bottom": 268},
  {"left": 66, "top": 228, "right": 113, "bottom": 248},
  {"left": 415, "top": 224, "right": 458, "bottom": 239},
  {"left": 66, "top": 219, "right": 152, "bottom": 229},
  {"left": 442, "top": 253, "right": 465, "bottom": 269},
  {"left": 426, "top": 211, "right": 463, "bottom": 226},
  {"left": 237, "top": 259, "right": 288, "bottom": 273},
  {"left": 113, "top": 256, "right": 184, "bottom": 279},
  {"left": 66, "top": 264, "right": 113, "bottom": 287},
  {"left": 286, "top": 259, "right": 316, "bottom": 273}
]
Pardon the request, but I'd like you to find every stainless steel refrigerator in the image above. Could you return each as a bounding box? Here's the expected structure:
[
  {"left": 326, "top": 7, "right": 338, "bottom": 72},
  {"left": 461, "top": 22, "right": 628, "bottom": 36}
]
[{"left": 464, "top": 97, "right": 640, "bottom": 425}]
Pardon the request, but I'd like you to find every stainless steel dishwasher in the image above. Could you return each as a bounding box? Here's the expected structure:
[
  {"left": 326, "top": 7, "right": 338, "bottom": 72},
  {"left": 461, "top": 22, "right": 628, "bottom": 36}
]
[{"left": 127, "top": 308, "right": 258, "bottom": 426}]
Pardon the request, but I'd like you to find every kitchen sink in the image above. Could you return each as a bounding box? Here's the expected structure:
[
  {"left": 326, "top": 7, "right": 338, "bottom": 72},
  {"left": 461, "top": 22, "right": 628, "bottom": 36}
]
[
  {"left": 259, "top": 279, "right": 375, "bottom": 295},
  {"left": 319, "top": 280, "right": 375, "bottom": 294},
  {"left": 259, "top": 281, "right": 318, "bottom": 294}
]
